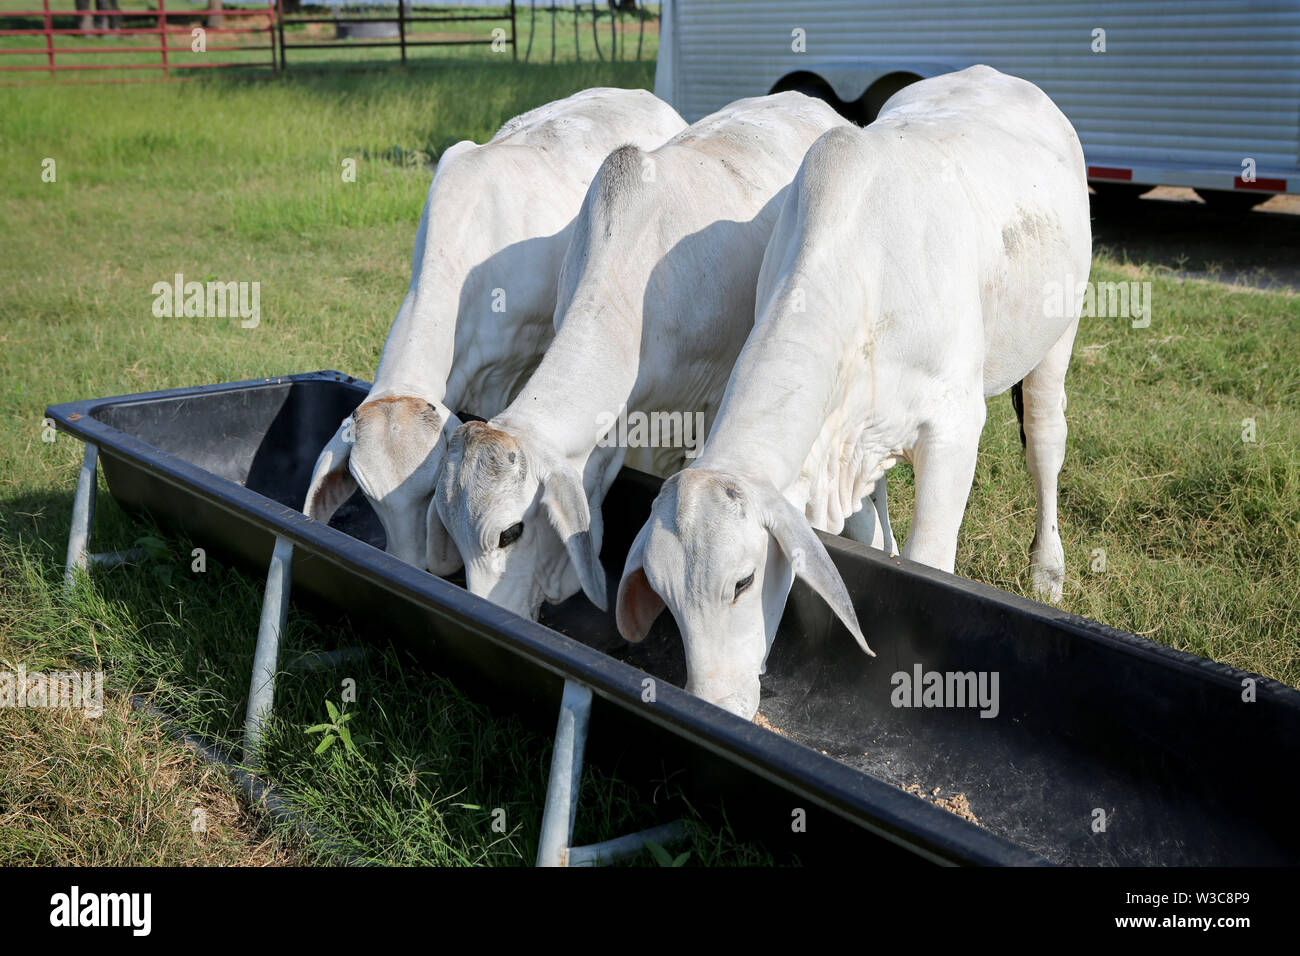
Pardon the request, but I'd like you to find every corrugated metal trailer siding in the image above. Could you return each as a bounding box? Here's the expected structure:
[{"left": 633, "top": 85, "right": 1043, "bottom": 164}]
[{"left": 667, "top": 0, "right": 1300, "bottom": 182}]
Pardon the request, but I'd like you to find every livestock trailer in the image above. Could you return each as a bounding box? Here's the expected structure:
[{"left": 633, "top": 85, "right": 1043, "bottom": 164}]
[
  {"left": 654, "top": 0, "right": 1300, "bottom": 208},
  {"left": 45, "top": 372, "right": 1300, "bottom": 866}
]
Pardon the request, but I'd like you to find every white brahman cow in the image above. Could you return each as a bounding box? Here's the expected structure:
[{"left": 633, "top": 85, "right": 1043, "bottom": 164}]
[
  {"left": 432, "top": 92, "right": 852, "bottom": 620},
  {"left": 616, "top": 66, "right": 1092, "bottom": 719},
  {"left": 302, "top": 88, "right": 685, "bottom": 572}
]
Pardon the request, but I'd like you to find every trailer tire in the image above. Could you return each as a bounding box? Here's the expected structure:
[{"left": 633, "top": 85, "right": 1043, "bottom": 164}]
[
  {"left": 857, "top": 72, "right": 921, "bottom": 124},
  {"left": 769, "top": 73, "right": 851, "bottom": 120}
]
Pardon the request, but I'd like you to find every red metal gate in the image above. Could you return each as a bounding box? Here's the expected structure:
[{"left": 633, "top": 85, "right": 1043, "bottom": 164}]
[
  {"left": 0, "top": 1, "right": 522, "bottom": 83},
  {"left": 0, "top": 0, "right": 277, "bottom": 81}
]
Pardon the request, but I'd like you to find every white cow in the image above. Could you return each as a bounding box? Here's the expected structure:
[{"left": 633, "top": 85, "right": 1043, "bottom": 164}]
[
  {"left": 432, "top": 93, "right": 852, "bottom": 620},
  {"left": 616, "top": 66, "right": 1092, "bottom": 719},
  {"left": 302, "top": 88, "right": 685, "bottom": 572}
]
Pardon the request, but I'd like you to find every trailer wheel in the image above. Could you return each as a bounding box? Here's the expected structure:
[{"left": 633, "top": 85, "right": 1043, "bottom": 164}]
[
  {"left": 1199, "top": 190, "right": 1270, "bottom": 214},
  {"left": 857, "top": 72, "right": 921, "bottom": 124},
  {"left": 769, "top": 73, "right": 850, "bottom": 120}
]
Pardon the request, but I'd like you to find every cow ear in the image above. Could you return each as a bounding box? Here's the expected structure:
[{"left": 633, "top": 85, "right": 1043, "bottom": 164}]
[
  {"left": 422, "top": 410, "right": 463, "bottom": 576},
  {"left": 762, "top": 489, "right": 874, "bottom": 657},
  {"left": 425, "top": 494, "right": 463, "bottom": 576},
  {"left": 541, "top": 461, "right": 607, "bottom": 611},
  {"left": 616, "top": 521, "right": 664, "bottom": 643},
  {"left": 304, "top": 418, "right": 357, "bottom": 523}
]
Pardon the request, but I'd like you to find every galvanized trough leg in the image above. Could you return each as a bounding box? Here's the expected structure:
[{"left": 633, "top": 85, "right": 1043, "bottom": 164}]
[
  {"left": 63, "top": 441, "right": 148, "bottom": 591},
  {"left": 536, "top": 680, "right": 591, "bottom": 867},
  {"left": 63, "top": 442, "right": 100, "bottom": 590},
  {"left": 243, "top": 534, "right": 294, "bottom": 766},
  {"left": 536, "top": 679, "right": 690, "bottom": 867}
]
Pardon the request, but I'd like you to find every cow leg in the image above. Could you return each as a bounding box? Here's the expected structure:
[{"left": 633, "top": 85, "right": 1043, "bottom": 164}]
[
  {"left": 843, "top": 474, "right": 894, "bottom": 555},
  {"left": 869, "top": 474, "right": 895, "bottom": 555},
  {"left": 902, "top": 403, "right": 985, "bottom": 572},
  {"left": 1020, "top": 318, "right": 1079, "bottom": 603}
]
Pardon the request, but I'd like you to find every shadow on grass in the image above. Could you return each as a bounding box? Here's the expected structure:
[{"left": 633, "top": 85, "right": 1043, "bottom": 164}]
[{"left": 1091, "top": 191, "right": 1300, "bottom": 291}]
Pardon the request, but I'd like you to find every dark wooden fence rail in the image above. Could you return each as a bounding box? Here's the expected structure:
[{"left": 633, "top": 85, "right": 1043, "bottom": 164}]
[{"left": 277, "top": 1, "right": 516, "bottom": 70}]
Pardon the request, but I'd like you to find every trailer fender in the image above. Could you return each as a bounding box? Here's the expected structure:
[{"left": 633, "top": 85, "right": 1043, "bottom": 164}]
[{"left": 769, "top": 59, "right": 967, "bottom": 123}]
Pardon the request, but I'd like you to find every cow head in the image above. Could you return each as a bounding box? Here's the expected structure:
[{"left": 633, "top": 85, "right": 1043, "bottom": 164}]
[
  {"left": 304, "top": 396, "right": 463, "bottom": 574},
  {"left": 433, "top": 420, "right": 606, "bottom": 620},
  {"left": 616, "top": 469, "right": 872, "bottom": 719}
]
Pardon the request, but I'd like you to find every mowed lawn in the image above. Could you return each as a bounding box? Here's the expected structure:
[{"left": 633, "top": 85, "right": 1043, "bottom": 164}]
[{"left": 1, "top": 64, "right": 1298, "bottom": 866}]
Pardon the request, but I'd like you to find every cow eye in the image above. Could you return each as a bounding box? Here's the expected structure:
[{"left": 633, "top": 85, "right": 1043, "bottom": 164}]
[
  {"left": 733, "top": 571, "right": 755, "bottom": 601},
  {"left": 498, "top": 522, "right": 524, "bottom": 548}
]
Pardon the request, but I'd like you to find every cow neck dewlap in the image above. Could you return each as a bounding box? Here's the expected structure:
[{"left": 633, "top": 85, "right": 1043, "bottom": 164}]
[
  {"left": 794, "top": 336, "right": 900, "bottom": 534},
  {"left": 699, "top": 321, "right": 842, "bottom": 495},
  {"left": 796, "top": 414, "right": 899, "bottom": 535},
  {"left": 698, "top": 316, "right": 896, "bottom": 532},
  {"left": 701, "top": 400, "right": 894, "bottom": 535}
]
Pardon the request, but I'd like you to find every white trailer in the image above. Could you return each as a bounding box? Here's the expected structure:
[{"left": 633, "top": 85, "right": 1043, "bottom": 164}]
[{"left": 654, "top": 0, "right": 1299, "bottom": 207}]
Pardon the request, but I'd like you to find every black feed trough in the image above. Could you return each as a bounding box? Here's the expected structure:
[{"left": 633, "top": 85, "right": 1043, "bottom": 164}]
[{"left": 46, "top": 370, "right": 1300, "bottom": 866}]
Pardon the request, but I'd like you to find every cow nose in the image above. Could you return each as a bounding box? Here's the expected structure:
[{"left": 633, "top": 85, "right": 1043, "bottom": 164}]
[
  {"left": 389, "top": 541, "right": 425, "bottom": 569},
  {"left": 716, "top": 694, "right": 757, "bottom": 720},
  {"left": 693, "top": 685, "right": 759, "bottom": 721},
  {"left": 378, "top": 515, "right": 426, "bottom": 569},
  {"left": 475, "top": 571, "right": 543, "bottom": 621}
]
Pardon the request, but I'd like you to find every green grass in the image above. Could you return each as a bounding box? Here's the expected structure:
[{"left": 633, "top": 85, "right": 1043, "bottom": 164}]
[
  {"left": 1, "top": 60, "right": 1297, "bottom": 867},
  {"left": 0, "top": 550, "right": 305, "bottom": 864}
]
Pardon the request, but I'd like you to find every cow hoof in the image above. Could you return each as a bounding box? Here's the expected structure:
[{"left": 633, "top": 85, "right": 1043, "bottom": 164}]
[
  {"left": 1031, "top": 565, "right": 1065, "bottom": 604},
  {"left": 1030, "top": 535, "right": 1065, "bottom": 603}
]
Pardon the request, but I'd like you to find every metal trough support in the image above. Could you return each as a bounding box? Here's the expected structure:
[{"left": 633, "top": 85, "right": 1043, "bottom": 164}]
[
  {"left": 62, "top": 441, "right": 148, "bottom": 590},
  {"left": 56, "top": 440, "right": 342, "bottom": 767},
  {"left": 242, "top": 539, "right": 372, "bottom": 764},
  {"left": 243, "top": 534, "right": 295, "bottom": 766},
  {"left": 61, "top": 436, "right": 687, "bottom": 865},
  {"left": 536, "top": 679, "right": 689, "bottom": 867}
]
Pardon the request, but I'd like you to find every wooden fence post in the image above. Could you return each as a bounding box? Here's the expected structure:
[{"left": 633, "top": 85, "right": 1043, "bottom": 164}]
[
  {"left": 43, "top": 0, "right": 54, "bottom": 78},
  {"left": 277, "top": 0, "right": 286, "bottom": 73},
  {"left": 398, "top": 0, "right": 406, "bottom": 66},
  {"left": 159, "top": 0, "right": 168, "bottom": 77}
]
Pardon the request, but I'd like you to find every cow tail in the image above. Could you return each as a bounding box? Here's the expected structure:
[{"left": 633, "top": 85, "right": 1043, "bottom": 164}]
[{"left": 1010, "top": 380, "right": 1026, "bottom": 449}]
